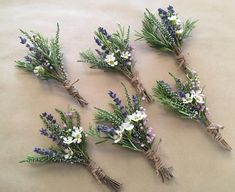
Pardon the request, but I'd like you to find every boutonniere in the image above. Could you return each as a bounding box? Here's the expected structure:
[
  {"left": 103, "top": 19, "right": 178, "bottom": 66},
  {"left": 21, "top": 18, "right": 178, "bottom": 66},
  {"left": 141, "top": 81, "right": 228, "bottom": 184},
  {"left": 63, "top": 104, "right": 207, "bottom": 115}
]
[
  {"left": 136, "top": 5, "right": 196, "bottom": 71},
  {"left": 79, "top": 25, "right": 153, "bottom": 103},
  {"left": 16, "top": 24, "right": 88, "bottom": 107},
  {"left": 89, "top": 84, "right": 173, "bottom": 182},
  {"left": 153, "top": 71, "right": 232, "bottom": 150},
  {"left": 20, "top": 108, "right": 121, "bottom": 191}
]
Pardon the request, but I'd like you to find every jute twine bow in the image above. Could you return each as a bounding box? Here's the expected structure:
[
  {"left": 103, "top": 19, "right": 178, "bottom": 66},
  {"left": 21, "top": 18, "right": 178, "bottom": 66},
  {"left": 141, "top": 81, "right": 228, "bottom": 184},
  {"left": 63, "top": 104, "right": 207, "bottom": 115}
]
[
  {"left": 206, "top": 123, "right": 232, "bottom": 151},
  {"left": 131, "top": 74, "right": 153, "bottom": 103},
  {"left": 62, "top": 79, "right": 88, "bottom": 107},
  {"left": 145, "top": 139, "right": 173, "bottom": 182},
  {"left": 86, "top": 160, "right": 121, "bottom": 191}
]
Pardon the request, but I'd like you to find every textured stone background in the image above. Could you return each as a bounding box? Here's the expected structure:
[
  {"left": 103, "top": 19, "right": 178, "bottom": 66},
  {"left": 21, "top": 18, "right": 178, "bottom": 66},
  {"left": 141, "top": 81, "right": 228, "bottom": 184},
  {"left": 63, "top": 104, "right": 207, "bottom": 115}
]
[{"left": 0, "top": 0, "right": 235, "bottom": 191}]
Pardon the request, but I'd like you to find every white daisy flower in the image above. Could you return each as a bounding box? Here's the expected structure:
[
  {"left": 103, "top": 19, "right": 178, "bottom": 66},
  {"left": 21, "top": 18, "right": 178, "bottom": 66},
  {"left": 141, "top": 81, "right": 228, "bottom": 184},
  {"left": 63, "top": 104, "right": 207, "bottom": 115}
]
[
  {"left": 121, "top": 51, "right": 131, "bottom": 59},
  {"left": 113, "top": 132, "right": 123, "bottom": 143},
  {"left": 63, "top": 136, "right": 74, "bottom": 145},
  {"left": 105, "top": 53, "right": 118, "bottom": 67},
  {"left": 191, "top": 90, "right": 205, "bottom": 104},
  {"left": 182, "top": 93, "right": 193, "bottom": 104},
  {"left": 119, "top": 121, "right": 134, "bottom": 131},
  {"left": 128, "top": 110, "right": 147, "bottom": 122},
  {"left": 72, "top": 127, "right": 83, "bottom": 144}
]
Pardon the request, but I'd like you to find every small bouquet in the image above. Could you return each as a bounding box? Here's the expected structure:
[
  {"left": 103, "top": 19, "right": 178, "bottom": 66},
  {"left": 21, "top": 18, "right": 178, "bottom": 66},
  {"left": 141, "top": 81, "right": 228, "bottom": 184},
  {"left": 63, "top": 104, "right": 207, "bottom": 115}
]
[
  {"left": 16, "top": 24, "right": 88, "bottom": 107},
  {"left": 89, "top": 84, "right": 173, "bottom": 182},
  {"left": 79, "top": 25, "right": 152, "bottom": 102},
  {"left": 153, "top": 71, "right": 232, "bottom": 151},
  {"left": 136, "top": 5, "right": 196, "bottom": 71},
  {"left": 20, "top": 108, "right": 121, "bottom": 191}
]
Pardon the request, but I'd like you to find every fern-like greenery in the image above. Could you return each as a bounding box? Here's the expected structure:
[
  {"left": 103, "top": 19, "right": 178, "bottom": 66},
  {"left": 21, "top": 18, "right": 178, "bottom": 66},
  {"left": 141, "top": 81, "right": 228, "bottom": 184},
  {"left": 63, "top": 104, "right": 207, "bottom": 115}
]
[{"left": 136, "top": 6, "right": 196, "bottom": 52}]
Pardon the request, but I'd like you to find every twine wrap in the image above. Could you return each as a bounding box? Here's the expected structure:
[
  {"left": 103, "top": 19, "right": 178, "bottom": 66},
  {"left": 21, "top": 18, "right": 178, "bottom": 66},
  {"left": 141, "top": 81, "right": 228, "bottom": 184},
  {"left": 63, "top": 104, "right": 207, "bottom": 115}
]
[
  {"left": 174, "top": 48, "right": 189, "bottom": 71},
  {"left": 131, "top": 75, "right": 153, "bottom": 103},
  {"left": 62, "top": 79, "right": 88, "bottom": 107},
  {"left": 144, "top": 140, "right": 173, "bottom": 182},
  {"left": 86, "top": 160, "right": 121, "bottom": 191},
  {"left": 206, "top": 122, "right": 232, "bottom": 151}
]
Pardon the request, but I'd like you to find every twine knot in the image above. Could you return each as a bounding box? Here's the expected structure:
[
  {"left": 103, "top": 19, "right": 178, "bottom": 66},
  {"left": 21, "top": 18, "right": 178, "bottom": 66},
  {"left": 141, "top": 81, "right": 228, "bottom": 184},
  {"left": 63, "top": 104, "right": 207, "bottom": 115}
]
[
  {"left": 174, "top": 49, "right": 188, "bottom": 70},
  {"left": 206, "top": 123, "right": 224, "bottom": 142},
  {"left": 62, "top": 78, "right": 88, "bottom": 106}
]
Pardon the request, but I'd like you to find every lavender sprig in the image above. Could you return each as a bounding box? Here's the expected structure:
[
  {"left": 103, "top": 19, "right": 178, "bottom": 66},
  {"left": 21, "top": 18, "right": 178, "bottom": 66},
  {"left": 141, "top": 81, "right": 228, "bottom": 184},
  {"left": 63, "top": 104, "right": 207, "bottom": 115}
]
[{"left": 16, "top": 24, "right": 88, "bottom": 107}]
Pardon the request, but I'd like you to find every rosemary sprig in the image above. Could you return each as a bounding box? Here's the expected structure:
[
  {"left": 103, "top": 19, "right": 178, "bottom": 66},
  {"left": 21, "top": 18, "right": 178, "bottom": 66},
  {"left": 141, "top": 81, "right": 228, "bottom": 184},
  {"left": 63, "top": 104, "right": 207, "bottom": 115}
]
[{"left": 16, "top": 24, "right": 88, "bottom": 106}]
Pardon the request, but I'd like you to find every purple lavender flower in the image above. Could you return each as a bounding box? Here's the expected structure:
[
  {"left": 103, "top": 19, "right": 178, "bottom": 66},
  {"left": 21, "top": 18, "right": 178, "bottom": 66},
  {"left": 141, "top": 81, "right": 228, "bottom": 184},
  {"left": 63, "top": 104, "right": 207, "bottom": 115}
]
[
  {"left": 46, "top": 114, "right": 53, "bottom": 121},
  {"left": 34, "top": 147, "right": 54, "bottom": 156},
  {"left": 167, "top": 5, "right": 175, "bottom": 14},
  {"left": 178, "top": 91, "right": 185, "bottom": 98},
  {"left": 108, "top": 91, "right": 117, "bottom": 98},
  {"left": 98, "top": 27, "right": 111, "bottom": 39},
  {"left": 98, "top": 27, "right": 108, "bottom": 36},
  {"left": 42, "top": 112, "right": 47, "bottom": 117},
  {"left": 95, "top": 49, "right": 102, "bottom": 56},
  {"left": 97, "top": 124, "right": 116, "bottom": 134},
  {"left": 114, "top": 98, "right": 121, "bottom": 105},
  {"left": 108, "top": 90, "right": 128, "bottom": 116},
  {"left": 158, "top": 8, "right": 167, "bottom": 18},
  {"left": 94, "top": 37, "right": 102, "bottom": 46},
  {"left": 19, "top": 36, "right": 27, "bottom": 44},
  {"left": 40, "top": 128, "right": 48, "bottom": 136},
  {"left": 132, "top": 95, "right": 139, "bottom": 110},
  {"left": 24, "top": 56, "right": 32, "bottom": 62}
]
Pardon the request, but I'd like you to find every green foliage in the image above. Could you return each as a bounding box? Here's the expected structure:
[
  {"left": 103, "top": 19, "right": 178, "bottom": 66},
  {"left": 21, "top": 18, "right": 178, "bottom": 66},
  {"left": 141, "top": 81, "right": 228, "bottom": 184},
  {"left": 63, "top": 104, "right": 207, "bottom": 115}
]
[
  {"left": 94, "top": 107, "right": 123, "bottom": 126},
  {"left": 136, "top": 8, "right": 196, "bottom": 52},
  {"left": 91, "top": 87, "right": 154, "bottom": 152},
  {"left": 136, "top": 9, "right": 176, "bottom": 52},
  {"left": 121, "top": 83, "right": 135, "bottom": 114},
  {"left": 153, "top": 80, "right": 198, "bottom": 119},
  {"left": 16, "top": 24, "right": 67, "bottom": 82},
  {"left": 181, "top": 20, "right": 197, "bottom": 40},
  {"left": 79, "top": 25, "right": 134, "bottom": 79},
  {"left": 21, "top": 108, "right": 90, "bottom": 166},
  {"left": 20, "top": 155, "right": 55, "bottom": 164}
]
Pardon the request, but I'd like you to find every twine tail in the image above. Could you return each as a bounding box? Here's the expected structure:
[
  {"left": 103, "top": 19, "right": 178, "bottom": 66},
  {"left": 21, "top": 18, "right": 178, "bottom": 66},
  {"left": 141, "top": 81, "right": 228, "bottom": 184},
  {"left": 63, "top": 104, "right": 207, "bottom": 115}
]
[
  {"left": 86, "top": 160, "right": 121, "bottom": 191},
  {"left": 145, "top": 140, "right": 173, "bottom": 182},
  {"left": 62, "top": 79, "right": 88, "bottom": 107},
  {"left": 206, "top": 123, "right": 232, "bottom": 151},
  {"left": 130, "top": 75, "right": 153, "bottom": 103}
]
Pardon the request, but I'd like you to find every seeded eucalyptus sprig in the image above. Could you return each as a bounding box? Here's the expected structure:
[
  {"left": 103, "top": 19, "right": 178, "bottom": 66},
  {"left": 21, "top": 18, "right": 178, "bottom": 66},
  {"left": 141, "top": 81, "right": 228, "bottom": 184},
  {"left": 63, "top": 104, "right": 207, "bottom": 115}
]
[
  {"left": 79, "top": 25, "right": 153, "bottom": 102},
  {"left": 20, "top": 108, "right": 121, "bottom": 191},
  {"left": 153, "top": 72, "right": 232, "bottom": 151},
  {"left": 16, "top": 24, "right": 88, "bottom": 107},
  {"left": 136, "top": 5, "right": 196, "bottom": 71},
  {"left": 89, "top": 84, "right": 173, "bottom": 182}
]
